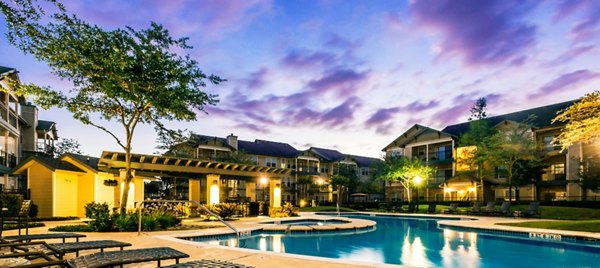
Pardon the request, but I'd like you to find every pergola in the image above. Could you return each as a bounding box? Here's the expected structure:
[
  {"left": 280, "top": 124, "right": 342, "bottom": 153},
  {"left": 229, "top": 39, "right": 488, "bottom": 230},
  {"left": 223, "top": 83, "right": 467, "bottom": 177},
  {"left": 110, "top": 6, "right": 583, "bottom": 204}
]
[{"left": 97, "top": 151, "right": 291, "bottom": 207}]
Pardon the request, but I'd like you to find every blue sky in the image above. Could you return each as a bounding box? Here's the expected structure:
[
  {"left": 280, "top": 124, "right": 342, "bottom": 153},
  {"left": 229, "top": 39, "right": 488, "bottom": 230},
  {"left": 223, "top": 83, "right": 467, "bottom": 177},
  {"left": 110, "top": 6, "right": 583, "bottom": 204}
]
[{"left": 2, "top": 0, "right": 599, "bottom": 158}]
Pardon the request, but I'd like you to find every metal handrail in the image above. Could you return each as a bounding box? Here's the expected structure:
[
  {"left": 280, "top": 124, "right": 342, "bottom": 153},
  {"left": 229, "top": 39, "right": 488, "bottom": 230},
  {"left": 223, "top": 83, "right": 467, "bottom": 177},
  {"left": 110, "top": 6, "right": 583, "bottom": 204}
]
[{"left": 137, "top": 200, "right": 239, "bottom": 236}]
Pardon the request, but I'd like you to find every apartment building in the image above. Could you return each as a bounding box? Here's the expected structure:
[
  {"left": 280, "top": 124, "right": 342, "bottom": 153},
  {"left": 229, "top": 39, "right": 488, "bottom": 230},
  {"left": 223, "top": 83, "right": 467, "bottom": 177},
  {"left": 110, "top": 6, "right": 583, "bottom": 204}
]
[
  {"left": 382, "top": 100, "right": 600, "bottom": 202},
  {"left": 169, "top": 133, "right": 380, "bottom": 204},
  {"left": 0, "top": 66, "right": 58, "bottom": 191}
]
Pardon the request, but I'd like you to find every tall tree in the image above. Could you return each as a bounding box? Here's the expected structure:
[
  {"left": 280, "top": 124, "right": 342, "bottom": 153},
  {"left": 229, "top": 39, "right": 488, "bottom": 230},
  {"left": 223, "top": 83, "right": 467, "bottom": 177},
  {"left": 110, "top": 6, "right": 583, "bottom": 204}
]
[
  {"left": 486, "top": 118, "right": 541, "bottom": 201},
  {"left": 459, "top": 97, "right": 498, "bottom": 201},
  {"left": 378, "top": 156, "right": 435, "bottom": 202},
  {"left": 552, "top": 90, "right": 600, "bottom": 150},
  {"left": 2, "top": 0, "right": 223, "bottom": 213},
  {"left": 579, "top": 158, "right": 600, "bottom": 201},
  {"left": 52, "top": 137, "right": 83, "bottom": 156}
]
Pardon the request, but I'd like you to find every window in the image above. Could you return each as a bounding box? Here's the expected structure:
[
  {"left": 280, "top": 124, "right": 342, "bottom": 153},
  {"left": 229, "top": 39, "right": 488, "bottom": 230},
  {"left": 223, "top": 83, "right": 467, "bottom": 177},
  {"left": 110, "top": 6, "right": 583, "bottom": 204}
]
[
  {"left": 320, "top": 166, "right": 329, "bottom": 173},
  {"left": 361, "top": 168, "right": 369, "bottom": 176},
  {"left": 266, "top": 157, "right": 277, "bottom": 168},
  {"left": 543, "top": 136, "right": 559, "bottom": 151},
  {"left": 552, "top": 163, "right": 565, "bottom": 174},
  {"left": 435, "top": 170, "right": 452, "bottom": 183},
  {"left": 280, "top": 159, "right": 286, "bottom": 169},
  {"left": 434, "top": 145, "right": 452, "bottom": 160}
]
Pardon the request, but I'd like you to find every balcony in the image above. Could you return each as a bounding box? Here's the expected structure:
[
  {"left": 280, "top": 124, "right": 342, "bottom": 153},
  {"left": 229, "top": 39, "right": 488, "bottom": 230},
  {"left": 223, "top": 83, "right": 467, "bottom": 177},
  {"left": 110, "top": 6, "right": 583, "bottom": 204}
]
[
  {"left": 296, "top": 165, "right": 319, "bottom": 175},
  {"left": 427, "top": 151, "right": 453, "bottom": 164}
]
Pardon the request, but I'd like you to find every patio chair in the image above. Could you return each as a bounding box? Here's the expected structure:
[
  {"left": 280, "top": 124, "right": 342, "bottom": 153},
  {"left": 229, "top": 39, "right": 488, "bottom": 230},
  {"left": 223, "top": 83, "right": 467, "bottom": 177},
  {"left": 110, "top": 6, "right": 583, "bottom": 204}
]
[
  {"left": 161, "top": 259, "right": 255, "bottom": 268},
  {"left": 481, "top": 202, "right": 496, "bottom": 215},
  {"left": 494, "top": 201, "right": 511, "bottom": 216},
  {"left": 2, "top": 239, "right": 133, "bottom": 258},
  {"left": 467, "top": 202, "right": 482, "bottom": 215},
  {"left": 519, "top": 202, "right": 541, "bottom": 218},
  {"left": 2, "top": 200, "right": 32, "bottom": 236},
  {"left": 66, "top": 247, "right": 189, "bottom": 267},
  {"left": 442, "top": 203, "right": 459, "bottom": 214},
  {"left": 426, "top": 203, "right": 437, "bottom": 213},
  {"left": 3, "top": 232, "right": 86, "bottom": 243},
  {"left": 400, "top": 203, "right": 416, "bottom": 213}
]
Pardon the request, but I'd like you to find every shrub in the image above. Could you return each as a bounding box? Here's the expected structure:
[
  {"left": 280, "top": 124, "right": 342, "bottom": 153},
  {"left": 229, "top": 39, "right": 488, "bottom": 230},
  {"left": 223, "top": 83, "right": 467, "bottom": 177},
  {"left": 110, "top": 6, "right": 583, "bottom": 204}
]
[
  {"left": 212, "top": 203, "right": 239, "bottom": 219},
  {"left": 114, "top": 210, "right": 181, "bottom": 231},
  {"left": 84, "top": 202, "right": 115, "bottom": 231},
  {"left": 29, "top": 201, "right": 39, "bottom": 218},
  {"left": 261, "top": 202, "right": 269, "bottom": 216},
  {"left": 0, "top": 194, "right": 24, "bottom": 216},
  {"left": 3, "top": 222, "right": 45, "bottom": 230},
  {"left": 49, "top": 225, "right": 94, "bottom": 232},
  {"left": 269, "top": 202, "right": 298, "bottom": 218}
]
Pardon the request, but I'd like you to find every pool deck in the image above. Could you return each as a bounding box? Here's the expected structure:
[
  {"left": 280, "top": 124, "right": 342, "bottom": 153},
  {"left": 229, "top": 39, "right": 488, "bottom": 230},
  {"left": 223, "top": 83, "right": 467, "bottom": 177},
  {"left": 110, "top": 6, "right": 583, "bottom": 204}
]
[{"left": 5, "top": 212, "right": 599, "bottom": 267}]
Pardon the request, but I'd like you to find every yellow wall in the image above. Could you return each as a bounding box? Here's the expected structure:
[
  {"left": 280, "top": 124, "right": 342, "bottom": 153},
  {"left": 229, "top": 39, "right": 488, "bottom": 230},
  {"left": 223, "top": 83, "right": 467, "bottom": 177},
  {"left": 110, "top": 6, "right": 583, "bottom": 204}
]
[
  {"left": 75, "top": 171, "right": 95, "bottom": 217},
  {"left": 54, "top": 170, "right": 80, "bottom": 217},
  {"left": 95, "top": 172, "right": 117, "bottom": 207},
  {"left": 27, "top": 162, "right": 53, "bottom": 217}
]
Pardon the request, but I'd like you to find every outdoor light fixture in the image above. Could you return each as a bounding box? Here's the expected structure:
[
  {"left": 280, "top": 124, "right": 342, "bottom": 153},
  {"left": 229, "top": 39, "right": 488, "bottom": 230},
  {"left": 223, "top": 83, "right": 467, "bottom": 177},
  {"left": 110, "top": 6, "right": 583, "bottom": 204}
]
[
  {"left": 444, "top": 188, "right": 452, "bottom": 193},
  {"left": 209, "top": 179, "right": 219, "bottom": 205},
  {"left": 468, "top": 187, "right": 476, "bottom": 192},
  {"left": 317, "top": 178, "right": 324, "bottom": 185},
  {"left": 260, "top": 177, "right": 268, "bottom": 185},
  {"left": 413, "top": 176, "right": 422, "bottom": 184}
]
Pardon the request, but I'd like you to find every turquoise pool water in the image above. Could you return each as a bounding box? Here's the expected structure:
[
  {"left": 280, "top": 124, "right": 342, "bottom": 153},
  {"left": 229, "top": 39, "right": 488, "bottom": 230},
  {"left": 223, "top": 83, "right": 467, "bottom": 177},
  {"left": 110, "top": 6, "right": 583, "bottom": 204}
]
[{"left": 185, "top": 215, "right": 600, "bottom": 267}]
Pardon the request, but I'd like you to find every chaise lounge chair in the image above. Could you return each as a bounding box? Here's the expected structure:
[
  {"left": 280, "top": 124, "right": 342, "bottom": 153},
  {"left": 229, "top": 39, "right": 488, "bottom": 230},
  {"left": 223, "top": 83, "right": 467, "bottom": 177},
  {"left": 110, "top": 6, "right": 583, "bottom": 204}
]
[
  {"left": 481, "top": 202, "right": 496, "bottom": 215},
  {"left": 518, "top": 202, "right": 541, "bottom": 218},
  {"left": 426, "top": 203, "right": 437, "bottom": 213},
  {"left": 467, "top": 202, "right": 482, "bottom": 215},
  {"left": 442, "top": 203, "right": 459, "bottom": 214},
  {"left": 66, "top": 247, "right": 189, "bottom": 267},
  {"left": 2, "top": 239, "right": 133, "bottom": 257},
  {"left": 494, "top": 201, "right": 511, "bottom": 216},
  {"left": 400, "top": 203, "right": 416, "bottom": 213},
  {"left": 161, "top": 259, "right": 255, "bottom": 268},
  {"left": 3, "top": 232, "right": 86, "bottom": 243}
]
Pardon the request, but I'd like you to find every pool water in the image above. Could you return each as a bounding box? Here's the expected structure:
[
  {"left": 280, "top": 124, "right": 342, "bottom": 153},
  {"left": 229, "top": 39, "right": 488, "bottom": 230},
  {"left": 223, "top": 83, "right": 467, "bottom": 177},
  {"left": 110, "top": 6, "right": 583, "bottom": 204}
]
[
  {"left": 262, "top": 219, "right": 348, "bottom": 226},
  {"left": 188, "top": 215, "right": 600, "bottom": 267}
]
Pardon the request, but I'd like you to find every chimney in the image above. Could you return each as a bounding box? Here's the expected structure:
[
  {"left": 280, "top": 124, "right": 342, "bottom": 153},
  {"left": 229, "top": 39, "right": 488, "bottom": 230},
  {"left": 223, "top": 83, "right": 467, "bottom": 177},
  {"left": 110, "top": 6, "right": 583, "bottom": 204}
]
[{"left": 227, "top": 133, "right": 238, "bottom": 150}]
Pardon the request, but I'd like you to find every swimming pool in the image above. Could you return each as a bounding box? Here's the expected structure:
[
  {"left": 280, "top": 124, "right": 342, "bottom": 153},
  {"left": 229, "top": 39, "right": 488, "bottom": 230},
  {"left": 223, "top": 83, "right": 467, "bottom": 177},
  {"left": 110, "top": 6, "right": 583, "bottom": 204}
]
[
  {"left": 260, "top": 218, "right": 350, "bottom": 226},
  {"left": 184, "top": 214, "right": 600, "bottom": 267}
]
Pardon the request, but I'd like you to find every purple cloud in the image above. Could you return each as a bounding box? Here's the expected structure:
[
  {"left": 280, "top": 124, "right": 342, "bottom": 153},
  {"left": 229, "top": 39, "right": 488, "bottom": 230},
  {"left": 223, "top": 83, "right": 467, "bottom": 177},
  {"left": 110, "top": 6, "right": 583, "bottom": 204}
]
[
  {"left": 243, "top": 67, "right": 270, "bottom": 90},
  {"left": 409, "top": 0, "right": 538, "bottom": 66},
  {"left": 280, "top": 50, "right": 336, "bottom": 69},
  {"left": 233, "top": 122, "right": 270, "bottom": 134},
  {"left": 547, "top": 45, "right": 596, "bottom": 67},
  {"left": 365, "top": 107, "right": 401, "bottom": 128},
  {"left": 318, "top": 97, "right": 362, "bottom": 127},
  {"left": 529, "top": 70, "right": 600, "bottom": 99},
  {"left": 553, "top": 0, "right": 600, "bottom": 42},
  {"left": 308, "top": 69, "right": 370, "bottom": 96},
  {"left": 401, "top": 100, "right": 440, "bottom": 113}
]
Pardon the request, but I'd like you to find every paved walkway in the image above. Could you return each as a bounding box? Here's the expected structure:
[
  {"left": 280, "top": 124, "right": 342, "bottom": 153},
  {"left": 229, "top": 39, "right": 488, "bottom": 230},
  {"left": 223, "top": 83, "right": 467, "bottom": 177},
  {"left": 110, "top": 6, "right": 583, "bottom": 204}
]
[{"left": 3, "top": 212, "right": 598, "bottom": 267}]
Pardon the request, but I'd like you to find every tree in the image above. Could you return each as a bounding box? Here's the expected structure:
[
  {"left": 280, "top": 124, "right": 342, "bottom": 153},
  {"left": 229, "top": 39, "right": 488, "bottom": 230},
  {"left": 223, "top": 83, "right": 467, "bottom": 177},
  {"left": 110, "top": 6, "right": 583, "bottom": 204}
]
[
  {"left": 579, "top": 158, "right": 600, "bottom": 201},
  {"left": 52, "top": 137, "right": 83, "bottom": 156},
  {"left": 330, "top": 174, "right": 349, "bottom": 209},
  {"left": 486, "top": 118, "right": 541, "bottom": 201},
  {"left": 552, "top": 90, "right": 600, "bottom": 150},
  {"left": 378, "top": 156, "right": 435, "bottom": 202},
  {"left": 459, "top": 97, "right": 498, "bottom": 201},
  {"left": 2, "top": 1, "right": 223, "bottom": 213},
  {"left": 296, "top": 175, "right": 313, "bottom": 202}
]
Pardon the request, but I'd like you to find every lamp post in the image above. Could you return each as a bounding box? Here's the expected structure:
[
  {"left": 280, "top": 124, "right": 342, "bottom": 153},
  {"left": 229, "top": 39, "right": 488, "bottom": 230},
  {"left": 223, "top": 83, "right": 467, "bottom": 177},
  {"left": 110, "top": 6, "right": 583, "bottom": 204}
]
[
  {"left": 414, "top": 176, "right": 422, "bottom": 212},
  {"left": 260, "top": 177, "right": 268, "bottom": 202}
]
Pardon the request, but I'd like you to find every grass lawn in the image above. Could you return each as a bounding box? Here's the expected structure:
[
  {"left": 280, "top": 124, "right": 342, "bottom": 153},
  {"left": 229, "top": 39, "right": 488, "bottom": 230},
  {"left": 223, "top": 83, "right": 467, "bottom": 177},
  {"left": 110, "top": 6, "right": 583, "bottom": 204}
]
[
  {"left": 498, "top": 220, "right": 600, "bottom": 232},
  {"left": 299, "top": 206, "right": 357, "bottom": 212}
]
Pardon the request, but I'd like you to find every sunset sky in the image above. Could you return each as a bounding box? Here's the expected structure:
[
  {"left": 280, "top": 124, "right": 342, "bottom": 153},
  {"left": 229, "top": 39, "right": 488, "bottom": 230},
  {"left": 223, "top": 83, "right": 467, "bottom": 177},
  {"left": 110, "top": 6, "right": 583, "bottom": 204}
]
[{"left": 2, "top": 0, "right": 599, "bottom": 158}]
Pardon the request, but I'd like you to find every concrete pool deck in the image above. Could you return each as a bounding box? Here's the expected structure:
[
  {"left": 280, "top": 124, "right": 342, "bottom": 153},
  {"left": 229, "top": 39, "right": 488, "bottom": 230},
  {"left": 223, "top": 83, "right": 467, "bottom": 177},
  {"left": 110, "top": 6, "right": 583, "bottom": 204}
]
[{"left": 4, "top": 212, "right": 599, "bottom": 267}]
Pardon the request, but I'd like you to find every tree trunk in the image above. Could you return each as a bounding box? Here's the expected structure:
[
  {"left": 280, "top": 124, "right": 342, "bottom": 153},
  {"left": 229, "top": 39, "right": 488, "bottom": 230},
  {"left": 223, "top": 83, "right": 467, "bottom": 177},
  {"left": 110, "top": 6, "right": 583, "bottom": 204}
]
[
  {"left": 120, "top": 148, "right": 133, "bottom": 215},
  {"left": 479, "top": 165, "right": 485, "bottom": 201}
]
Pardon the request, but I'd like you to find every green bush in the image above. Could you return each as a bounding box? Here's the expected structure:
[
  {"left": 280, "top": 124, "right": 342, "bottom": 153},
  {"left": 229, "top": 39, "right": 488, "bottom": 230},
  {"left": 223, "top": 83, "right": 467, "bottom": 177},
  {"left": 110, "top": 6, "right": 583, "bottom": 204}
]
[
  {"left": 3, "top": 222, "right": 45, "bottom": 230},
  {"left": 212, "top": 203, "right": 239, "bottom": 219},
  {"left": 114, "top": 210, "right": 181, "bottom": 231},
  {"left": 269, "top": 202, "right": 298, "bottom": 218},
  {"left": 85, "top": 202, "right": 115, "bottom": 231},
  {"left": 49, "top": 225, "right": 94, "bottom": 232},
  {"left": 29, "top": 201, "right": 38, "bottom": 218},
  {"left": 248, "top": 202, "right": 260, "bottom": 216},
  {"left": 261, "top": 202, "right": 269, "bottom": 216},
  {"left": 0, "top": 194, "right": 24, "bottom": 216}
]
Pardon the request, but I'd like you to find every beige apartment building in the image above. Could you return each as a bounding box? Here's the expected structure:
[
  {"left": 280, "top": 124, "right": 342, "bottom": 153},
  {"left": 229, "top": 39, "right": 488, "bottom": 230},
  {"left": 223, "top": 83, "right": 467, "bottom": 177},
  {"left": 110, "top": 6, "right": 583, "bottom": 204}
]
[{"left": 383, "top": 101, "right": 600, "bottom": 202}]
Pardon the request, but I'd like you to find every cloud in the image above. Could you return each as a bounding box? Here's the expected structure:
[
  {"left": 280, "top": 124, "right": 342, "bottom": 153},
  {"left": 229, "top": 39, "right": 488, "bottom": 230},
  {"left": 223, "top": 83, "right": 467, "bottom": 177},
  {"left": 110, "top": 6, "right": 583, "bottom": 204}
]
[
  {"left": 242, "top": 67, "right": 270, "bottom": 90},
  {"left": 553, "top": 0, "right": 600, "bottom": 42},
  {"left": 280, "top": 50, "right": 336, "bottom": 69},
  {"left": 233, "top": 122, "right": 270, "bottom": 134},
  {"left": 308, "top": 69, "right": 370, "bottom": 96},
  {"left": 529, "top": 70, "right": 600, "bottom": 99},
  {"left": 364, "top": 101, "right": 439, "bottom": 135},
  {"left": 409, "top": 0, "right": 538, "bottom": 66},
  {"left": 547, "top": 45, "right": 596, "bottom": 67}
]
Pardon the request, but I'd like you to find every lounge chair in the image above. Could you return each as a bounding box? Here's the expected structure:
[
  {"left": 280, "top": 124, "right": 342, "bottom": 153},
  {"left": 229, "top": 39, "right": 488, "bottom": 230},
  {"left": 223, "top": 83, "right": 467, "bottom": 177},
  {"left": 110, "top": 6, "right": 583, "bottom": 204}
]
[
  {"left": 400, "top": 203, "right": 416, "bottom": 213},
  {"left": 2, "top": 239, "right": 133, "bottom": 257},
  {"left": 162, "top": 259, "right": 255, "bottom": 268},
  {"left": 3, "top": 232, "right": 86, "bottom": 243},
  {"left": 427, "top": 203, "right": 437, "bottom": 213},
  {"left": 467, "top": 202, "right": 482, "bottom": 215},
  {"left": 494, "top": 201, "right": 511, "bottom": 216},
  {"left": 481, "top": 202, "right": 496, "bottom": 215},
  {"left": 442, "top": 203, "right": 459, "bottom": 214},
  {"left": 66, "top": 247, "right": 189, "bottom": 267},
  {"left": 519, "top": 202, "right": 541, "bottom": 218}
]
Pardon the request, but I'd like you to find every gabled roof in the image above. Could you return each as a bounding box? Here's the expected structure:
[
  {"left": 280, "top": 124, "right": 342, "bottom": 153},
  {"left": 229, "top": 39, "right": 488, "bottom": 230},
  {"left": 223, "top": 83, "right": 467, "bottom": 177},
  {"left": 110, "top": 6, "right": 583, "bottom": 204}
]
[
  {"left": 350, "top": 155, "right": 381, "bottom": 167},
  {"left": 11, "top": 156, "right": 84, "bottom": 174},
  {"left": 238, "top": 139, "right": 300, "bottom": 158},
  {"left": 62, "top": 153, "right": 100, "bottom": 172},
  {"left": 37, "top": 120, "right": 58, "bottom": 139},
  {"left": 442, "top": 100, "right": 575, "bottom": 137},
  {"left": 309, "top": 147, "right": 345, "bottom": 162},
  {"left": 382, "top": 124, "right": 454, "bottom": 151},
  {"left": 0, "top": 66, "right": 16, "bottom": 76}
]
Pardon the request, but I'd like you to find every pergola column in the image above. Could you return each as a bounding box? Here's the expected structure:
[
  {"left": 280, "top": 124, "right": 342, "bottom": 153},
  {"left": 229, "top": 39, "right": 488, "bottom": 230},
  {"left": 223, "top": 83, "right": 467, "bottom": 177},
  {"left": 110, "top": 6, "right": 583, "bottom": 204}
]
[
  {"left": 246, "top": 182, "right": 256, "bottom": 202},
  {"left": 206, "top": 174, "right": 221, "bottom": 205},
  {"left": 189, "top": 178, "right": 201, "bottom": 204},
  {"left": 269, "top": 178, "right": 282, "bottom": 208}
]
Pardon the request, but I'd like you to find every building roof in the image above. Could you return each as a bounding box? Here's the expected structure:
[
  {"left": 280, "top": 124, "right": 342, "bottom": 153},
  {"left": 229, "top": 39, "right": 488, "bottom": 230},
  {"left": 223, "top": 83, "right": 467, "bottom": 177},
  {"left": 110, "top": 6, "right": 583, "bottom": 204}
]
[
  {"left": 309, "top": 147, "right": 345, "bottom": 162},
  {"left": 36, "top": 120, "right": 59, "bottom": 139},
  {"left": 238, "top": 139, "right": 300, "bottom": 158},
  {"left": 382, "top": 124, "right": 454, "bottom": 151},
  {"left": 0, "top": 66, "right": 16, "bottom": 76},
  {"left": 350, "top": 155, "right": 381, "bottom": 167},
  {"left": 63, "top": 153, "right": 100, "bottom": 171},
  {"left": 12, "top": 156, "right": 84, "bottom": 174},
  {"left": 442, "top": 100, "right": 575, "bottom": 137}
]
